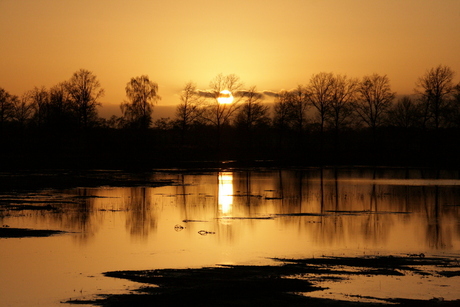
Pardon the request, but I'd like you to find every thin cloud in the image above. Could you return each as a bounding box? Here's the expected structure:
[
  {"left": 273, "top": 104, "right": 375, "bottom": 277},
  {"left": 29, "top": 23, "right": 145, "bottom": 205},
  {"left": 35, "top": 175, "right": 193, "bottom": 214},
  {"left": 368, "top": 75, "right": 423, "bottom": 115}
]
[
  {"left": 262, "top": 90, "right": 280, "bottom": 98},
  {"left": 196, "top": 89, "right": 278, "bottom": 100},
  {"left": 196, "top": 90, "right": 216, "bottom": 98}
]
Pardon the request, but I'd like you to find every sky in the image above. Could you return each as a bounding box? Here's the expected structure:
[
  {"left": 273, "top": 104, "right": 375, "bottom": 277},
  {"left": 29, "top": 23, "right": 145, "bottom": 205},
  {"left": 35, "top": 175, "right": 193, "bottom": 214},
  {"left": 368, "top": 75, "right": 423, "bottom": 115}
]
[{"left": 1, "top": 0, "right": 459, "bottom": 119}]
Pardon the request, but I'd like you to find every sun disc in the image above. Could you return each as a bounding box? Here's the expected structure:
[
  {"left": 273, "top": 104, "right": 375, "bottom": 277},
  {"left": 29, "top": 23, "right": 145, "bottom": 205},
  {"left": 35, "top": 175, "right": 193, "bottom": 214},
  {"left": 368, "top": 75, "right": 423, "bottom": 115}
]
[{"left": 217, "top": 90, "right": 234, "bottom": 104}]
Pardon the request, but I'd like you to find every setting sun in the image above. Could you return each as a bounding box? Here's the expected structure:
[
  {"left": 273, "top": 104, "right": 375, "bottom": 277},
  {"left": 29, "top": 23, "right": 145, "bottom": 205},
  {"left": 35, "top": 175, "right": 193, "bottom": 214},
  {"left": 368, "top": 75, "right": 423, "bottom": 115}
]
[{"left": 217, "top": 90, "right": 234, "bottom": 104}]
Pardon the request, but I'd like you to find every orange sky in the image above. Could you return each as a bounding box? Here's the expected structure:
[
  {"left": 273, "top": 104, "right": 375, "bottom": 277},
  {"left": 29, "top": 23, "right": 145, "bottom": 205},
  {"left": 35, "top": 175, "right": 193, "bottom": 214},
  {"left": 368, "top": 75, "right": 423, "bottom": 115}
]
[{"left": 1, "top": 0, "right": 459, "bottom": 119}]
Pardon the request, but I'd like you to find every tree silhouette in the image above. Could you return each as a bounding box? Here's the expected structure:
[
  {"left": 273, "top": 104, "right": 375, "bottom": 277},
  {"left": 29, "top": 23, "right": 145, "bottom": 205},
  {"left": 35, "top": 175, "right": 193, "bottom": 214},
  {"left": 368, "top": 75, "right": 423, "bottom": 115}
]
[
  {"left": 201, "top": 74, "right": 243, "bottom": 151},
  {"left": 326, "top": 74, "right": 358, "bottom": 134},
  {"left": 12, "top": 91, "right": 34, "bottom": 127},
  {"left": 416, "top": 65, "right": 455, "bottom": 130},
  {"left": 29, "top": 86, "right": 49, "bottom": 127},
  {"left": 307, "top": 72, "right": 335, "bottom": 135},
  {"left": 273, "top": 90, "right": 296, "bottom": 153},
  {"left": 446, "top": 82, "right": 460, "bottom": 128},
  {"left": 0, "top": 87, "right": 14, "bottom": 130},
  {"left": 2, "top": 65, "right": 460, "bottom": 168},
  {"left": 234, "top": 86, "right": 270, "bottom": 156},
  {"left": 66, "top": 69, "right": 104, "bottom": 129},
  {"left": 234, "top": 86, "right": 269, "bottom": 130},
  {"left": 201, "top": 73, "right": 243, "bottom": 128},
  {"left": 273, "top": 90, "right": 293, "bottom": 131},
  {"left": 386, "top": 96, "right": 419, "bottom": 129},
  {"left": 324, "top": 74, "right": 359, "bottom": 157},
  {"left": 353, "top": 74, "right": 396, "bottom": 165},
  {"left": 47, "top": 82, "right": 76, "bottom": 129},
  {"left": 355, "top": 74, "right": 396, "bottom": 131},
  {"left": 287, "top": 85, "right": 309, "bottom": 134},
  {"left": 176, "top": 81, "right": 204, "bottom": 143},
  {"left": 121, "top": 75, "right": 160, "bottom": 129}
]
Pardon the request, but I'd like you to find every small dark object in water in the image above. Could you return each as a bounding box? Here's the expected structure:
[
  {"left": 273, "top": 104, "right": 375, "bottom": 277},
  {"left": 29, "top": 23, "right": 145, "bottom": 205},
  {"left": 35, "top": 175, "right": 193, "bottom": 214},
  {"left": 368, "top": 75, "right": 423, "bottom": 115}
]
[
  {"left": 182, "top": 219, "right": 209, "bottom": 223},
  {"left": 174, "top": 224, "right": 184, "bottom": 231},
  {"left": 408, "top": 253, "right": 425, "bottom": 258},
  {"left": 198, "top": 230, "right": 215, "bottom": 235}
]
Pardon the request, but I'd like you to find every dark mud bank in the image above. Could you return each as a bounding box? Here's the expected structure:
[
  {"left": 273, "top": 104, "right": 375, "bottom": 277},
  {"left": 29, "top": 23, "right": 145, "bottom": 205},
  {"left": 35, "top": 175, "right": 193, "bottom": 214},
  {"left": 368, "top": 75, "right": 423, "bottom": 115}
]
[{"left": 67, "top": 255, "right": 460, "bottom": 306}]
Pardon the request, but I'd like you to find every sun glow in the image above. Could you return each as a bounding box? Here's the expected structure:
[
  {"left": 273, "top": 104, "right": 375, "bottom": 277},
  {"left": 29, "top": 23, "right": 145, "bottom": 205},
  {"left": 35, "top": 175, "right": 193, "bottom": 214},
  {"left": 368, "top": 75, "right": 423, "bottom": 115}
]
[{"left": 217, "top": 90, "right": 234, "bottom": 104}]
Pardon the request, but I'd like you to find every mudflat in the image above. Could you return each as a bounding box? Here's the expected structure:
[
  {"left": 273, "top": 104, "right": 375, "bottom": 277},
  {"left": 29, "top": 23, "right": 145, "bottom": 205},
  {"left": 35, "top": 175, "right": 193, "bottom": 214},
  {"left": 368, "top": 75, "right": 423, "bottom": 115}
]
[{"left": 67, "top": 255, "right": 460, "bottom": 306}]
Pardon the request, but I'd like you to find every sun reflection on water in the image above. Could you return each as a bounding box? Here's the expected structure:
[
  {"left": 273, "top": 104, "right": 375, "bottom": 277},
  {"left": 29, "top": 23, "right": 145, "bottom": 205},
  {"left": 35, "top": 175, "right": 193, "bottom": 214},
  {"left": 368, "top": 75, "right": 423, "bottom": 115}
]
[{"left": 218, "top": 172, "right": 233, "bottom": 218}]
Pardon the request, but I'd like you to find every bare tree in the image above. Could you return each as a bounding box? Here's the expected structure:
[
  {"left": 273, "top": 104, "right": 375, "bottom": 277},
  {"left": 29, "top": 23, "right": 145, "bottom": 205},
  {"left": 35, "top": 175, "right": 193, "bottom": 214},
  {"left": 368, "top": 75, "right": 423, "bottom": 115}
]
[
  {"left": 47, "top": 82, "right": 75, "bottom": 129},
  {"left": 201, "top": 73, "right": 243, "bottom": 129},
  {"left": 287, "top": 85, "right": 309, "bottom": 134},
  {"left": 0, "top": 87, "right": 14, "bottom": 130},
  {"left": 415, "top": 65, "right": 455, "bottom": 129},
  {"left": 273, "top": 90, "right": 293, "bottom": 130},
  {"left": 307, "top": 72, "right": 335, "bottom": 134},
  {"left": 446, "top": 82, "right": 460, "bottom": 128},
  {"left": 386, "top": 96, "right": 419, "bottom": 129},
  {"left": 29, "top": 86, "right": 49, "bottom": 127},
  {"left": 326, "top": 74, "right": 359, "bottom": 133},
  {"left": 121, "top": 75, "right": 160, "bottom": 129},
  {"left": 234, "top": 86, "right": 269, "bottom": 154},
  {"left": 234, "top": 86, "right": 269, "bottom": 130},
  {"left": 199, "top": 73, "right": 244, "bottom": 152},
  {"left": 355, "top": 74, "right": 396, "bottom": 131},
  {"left": 12, "top": 91, "right": 34, "bottom": 127},
  {"left": 66, "top": 69, "right": 104, "bottom": 128},
  {"left": 176, "top": 81, "right": 204, "bottom": 142}
]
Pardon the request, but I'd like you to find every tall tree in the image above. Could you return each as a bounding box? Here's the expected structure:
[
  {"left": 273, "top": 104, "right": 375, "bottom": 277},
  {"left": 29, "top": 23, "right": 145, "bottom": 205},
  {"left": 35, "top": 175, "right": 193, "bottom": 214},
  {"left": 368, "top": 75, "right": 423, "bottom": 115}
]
[
  {"left": 355, "top": 74, "right": 396, "bottom": 131},
  {"left": 0, "top": 87, "right": 14, "bottom": 130},
  {"left": 287, "top": 85, "right": 309, "bottom": 134},
  {"left": 234, "top": 86, "right": 269, "bottom": 130},
  {"left": 447, "top": 82, "right": 460, "bottom": 128},
  {"left": 386, "top": 96, "right": 419, "bottom": 129},
  {"left": 234, "top": 86, "right": 269, "bottom": 155},
  {"left": 307, "top": 72, "right": 335, "bottom": 135},
  {"left": 415, "top": 65, "right": 455, "bottom": 129},
  {"left": 201, "top": 73, "right": 243, "bottom": 129},
  {"left": 47, "top": 82, "right": 75, "bottom": 129},
  {"left": 326, "top": 74, "right": 359, "bottom": 134},
  {"left": 323, "top": 74, "right": 359, "bottom": 156},
  {"left": 12, "top": 92, "right": 34, "bottom": 127},
  {"left": 176, "top": 81, "right": 204, "bottom": 142},
  {"left": 29, "top": 86, "right": 49, "bottom": 127},
  {"left": 273, "top": 90, "right": 293, "bottom": 131},
  {"left": 121, "top": 75, "right": 160, "bottom": 129},
  {"left": 273, "top": 90, "right": 295, "bottom": 150},
  {"left": 66, "top": 69, "right": 104, "bottom": 129}
]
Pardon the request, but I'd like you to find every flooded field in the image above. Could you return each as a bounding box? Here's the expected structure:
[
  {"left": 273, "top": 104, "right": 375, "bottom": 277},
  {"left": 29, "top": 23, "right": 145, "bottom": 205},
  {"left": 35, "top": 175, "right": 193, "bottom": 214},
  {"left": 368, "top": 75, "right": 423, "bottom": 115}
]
[{"left": 1, "top": 167, "right": 460, "bottom": 306}]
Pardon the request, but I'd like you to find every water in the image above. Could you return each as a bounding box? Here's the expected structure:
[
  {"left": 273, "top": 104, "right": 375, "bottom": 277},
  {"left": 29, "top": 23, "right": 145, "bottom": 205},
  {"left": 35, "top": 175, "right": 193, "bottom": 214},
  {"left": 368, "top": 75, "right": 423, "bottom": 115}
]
[{"left": 1, "top": 167, "right": 460, "bottom": 305}]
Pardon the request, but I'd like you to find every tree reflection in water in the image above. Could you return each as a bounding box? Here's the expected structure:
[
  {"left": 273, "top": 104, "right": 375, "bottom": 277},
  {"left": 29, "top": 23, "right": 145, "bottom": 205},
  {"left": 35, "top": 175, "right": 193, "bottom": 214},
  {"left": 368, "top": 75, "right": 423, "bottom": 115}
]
[{"left": 6, "top": 168, "right": 459, "bottom": 252}]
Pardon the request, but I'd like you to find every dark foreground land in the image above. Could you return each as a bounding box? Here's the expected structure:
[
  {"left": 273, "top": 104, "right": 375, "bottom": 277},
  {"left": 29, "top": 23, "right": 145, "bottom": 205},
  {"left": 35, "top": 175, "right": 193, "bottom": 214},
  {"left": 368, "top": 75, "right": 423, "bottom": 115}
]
[
  {"left": 2, "top": 123, "right": 460, "bottom": 171},
  {"left": 66, "top": 256, "right": 460, "bottom": 307}
]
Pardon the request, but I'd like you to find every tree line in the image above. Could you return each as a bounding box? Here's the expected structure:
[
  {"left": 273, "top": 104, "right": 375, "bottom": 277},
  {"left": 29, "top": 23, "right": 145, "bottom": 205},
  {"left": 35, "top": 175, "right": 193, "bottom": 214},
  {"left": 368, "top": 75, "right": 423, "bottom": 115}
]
[{"left": 1, "top": 65, "right": 460, "bottom": 169}]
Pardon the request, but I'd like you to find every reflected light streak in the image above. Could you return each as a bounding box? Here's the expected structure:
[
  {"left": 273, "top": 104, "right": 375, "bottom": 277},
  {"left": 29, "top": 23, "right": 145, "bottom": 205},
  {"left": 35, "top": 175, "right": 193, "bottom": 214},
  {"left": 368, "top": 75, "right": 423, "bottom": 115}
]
[{"left": 218, "top": 172, "right": 233, "bottom": 216}]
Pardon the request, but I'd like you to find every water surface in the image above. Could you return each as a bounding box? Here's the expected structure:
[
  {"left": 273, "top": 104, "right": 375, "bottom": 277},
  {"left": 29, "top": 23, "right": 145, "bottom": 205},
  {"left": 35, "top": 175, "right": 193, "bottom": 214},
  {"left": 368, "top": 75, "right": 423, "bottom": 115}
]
[{"left": 1, "top": 168, "right": 459, "bottom": 305}]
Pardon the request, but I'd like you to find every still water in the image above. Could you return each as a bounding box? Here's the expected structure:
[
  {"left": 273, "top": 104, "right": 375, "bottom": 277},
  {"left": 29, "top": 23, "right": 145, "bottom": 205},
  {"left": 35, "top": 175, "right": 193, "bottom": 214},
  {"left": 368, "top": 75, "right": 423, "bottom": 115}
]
[{"left": 1, "top": 167, "right": 460, "bottom": 305}]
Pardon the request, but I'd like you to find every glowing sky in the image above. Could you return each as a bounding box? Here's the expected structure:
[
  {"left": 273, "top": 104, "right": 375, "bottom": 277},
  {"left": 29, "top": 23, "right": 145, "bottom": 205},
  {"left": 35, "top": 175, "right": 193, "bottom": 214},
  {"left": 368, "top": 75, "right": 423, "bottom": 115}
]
[{"left": 1, "top": 0, "right": 459, "bottom": 118}]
